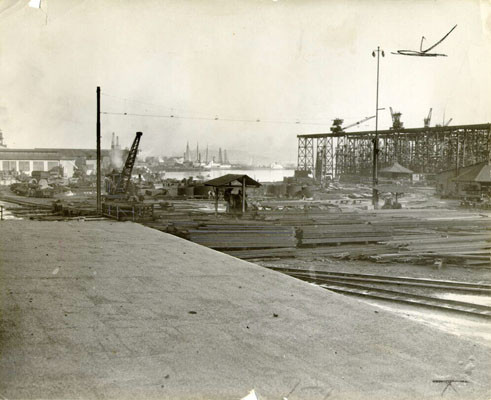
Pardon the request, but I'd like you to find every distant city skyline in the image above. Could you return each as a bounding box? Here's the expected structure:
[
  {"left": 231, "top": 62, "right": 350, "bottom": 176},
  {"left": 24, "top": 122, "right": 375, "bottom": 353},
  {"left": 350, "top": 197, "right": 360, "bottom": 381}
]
[{"left": 172, "top": 142, "right": 285, "bottom": 166}]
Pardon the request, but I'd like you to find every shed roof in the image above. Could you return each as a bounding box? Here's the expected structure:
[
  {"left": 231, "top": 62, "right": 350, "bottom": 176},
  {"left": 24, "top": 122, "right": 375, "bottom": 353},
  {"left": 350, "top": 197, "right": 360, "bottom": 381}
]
[
  {"left": 204, "top": 174, "right": 261, "bottom": 188},
  {"left": 453, "top": 161, "right": 491, "bottom": 183},
  {"left": 380, "top": 162, "right": 413, "bottom": 174}
]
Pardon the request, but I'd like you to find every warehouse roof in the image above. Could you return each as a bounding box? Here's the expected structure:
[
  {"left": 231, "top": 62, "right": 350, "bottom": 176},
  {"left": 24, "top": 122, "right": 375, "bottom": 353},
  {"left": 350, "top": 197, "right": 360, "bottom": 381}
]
[
  {"left": 0, "top": 150, "right": 61, "bottom": 160},
  {"left": 205, "top": 174, "right": 261, "bottom": 188},
  {"left": 35, "top": 148, "right": 112, "bottom": 159},
  {"left": 0, "top": 148, "right": 111, "bottom": 161}
]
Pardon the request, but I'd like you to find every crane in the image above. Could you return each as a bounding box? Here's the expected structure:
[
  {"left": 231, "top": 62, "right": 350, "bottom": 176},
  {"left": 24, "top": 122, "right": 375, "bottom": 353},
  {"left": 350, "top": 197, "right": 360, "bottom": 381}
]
[
  {"left": 330, "top": 115, "right": 376, "bottom": 133},
  {"left": 435, "top": 115, "right": 453, "bottom": 128},
  {"left": 105, "top": 131, "right": 142, "bottom": 200},
  {"left": 389, "top": 107, "right": 404, "bottom": 130},
  {"left": 424, "top": 108, "right": 432, "bottom": 128}
]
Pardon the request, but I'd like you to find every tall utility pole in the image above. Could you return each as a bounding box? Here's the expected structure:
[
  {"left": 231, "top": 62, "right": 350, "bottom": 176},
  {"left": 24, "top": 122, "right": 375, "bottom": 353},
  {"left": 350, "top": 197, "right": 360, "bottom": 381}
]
[
  {"left": 371, "top": 46, "right": 384, "bottom": 208},
  {"left": 96, "top": 86, "right": 101, "bottom": 214}
]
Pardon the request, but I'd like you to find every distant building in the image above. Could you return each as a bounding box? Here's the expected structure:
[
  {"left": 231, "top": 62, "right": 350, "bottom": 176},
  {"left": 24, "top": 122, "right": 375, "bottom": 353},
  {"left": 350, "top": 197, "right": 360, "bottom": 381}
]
[
  {"left": 437, "top": 161, "right": 491, "bottom": 198},
  {"left": 0, "top": 148, "right": 113, "bottom": 178}
]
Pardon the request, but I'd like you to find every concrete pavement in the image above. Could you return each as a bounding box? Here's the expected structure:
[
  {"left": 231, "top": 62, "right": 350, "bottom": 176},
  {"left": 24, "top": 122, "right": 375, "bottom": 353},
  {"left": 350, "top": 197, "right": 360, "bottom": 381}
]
[{"left": 1, "top": 220, "right": 490, "bottom": 399}]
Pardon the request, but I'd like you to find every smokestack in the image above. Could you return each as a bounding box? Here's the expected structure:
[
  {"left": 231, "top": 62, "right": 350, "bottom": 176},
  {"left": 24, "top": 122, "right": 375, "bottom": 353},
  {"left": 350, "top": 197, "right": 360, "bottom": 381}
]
[
  {"left": 111, "top": 133, "right": 115, "bottom": 150},
  {"left": 116, "top": 136, "right": 120, "bottom": 149},
  {"left": 185, "top": 142, "right": 190, "bottom": 162},
  {"left": 218, "top": 148, "right": 223, "bottom": 164}
]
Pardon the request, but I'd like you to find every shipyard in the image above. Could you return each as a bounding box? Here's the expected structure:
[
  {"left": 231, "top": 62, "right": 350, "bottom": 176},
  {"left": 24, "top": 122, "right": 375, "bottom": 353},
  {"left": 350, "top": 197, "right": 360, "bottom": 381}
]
[{"left": 1, "top": 1, "right": 491, "bottom": 399}]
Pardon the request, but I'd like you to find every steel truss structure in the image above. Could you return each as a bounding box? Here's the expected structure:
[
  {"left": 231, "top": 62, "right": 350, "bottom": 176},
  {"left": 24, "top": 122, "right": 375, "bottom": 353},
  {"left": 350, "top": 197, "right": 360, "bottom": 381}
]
[{"left": 297, "top": 123, "right": 491, "bottom": 179}]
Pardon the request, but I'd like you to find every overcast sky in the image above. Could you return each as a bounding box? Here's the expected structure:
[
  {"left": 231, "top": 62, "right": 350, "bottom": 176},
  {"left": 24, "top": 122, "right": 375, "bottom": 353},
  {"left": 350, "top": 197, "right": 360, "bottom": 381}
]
[{"left": 0, "top": 0, "right": 490, "bottom": 162}]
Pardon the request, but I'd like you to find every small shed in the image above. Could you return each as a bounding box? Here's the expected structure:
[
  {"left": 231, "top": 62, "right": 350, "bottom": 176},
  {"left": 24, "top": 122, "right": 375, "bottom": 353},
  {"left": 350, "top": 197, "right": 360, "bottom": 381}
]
[
  {"left": 205, "top": 174, "right": 261, "bottom": 214},
  {"left": 379, "top": 162, "right": 413, "bottom": 179},
  {"left": 437, "top": 161, "right": 491, "bottom": 198},
  {"left": 453, "top": 161, "right": 491, "bottom": 198}
]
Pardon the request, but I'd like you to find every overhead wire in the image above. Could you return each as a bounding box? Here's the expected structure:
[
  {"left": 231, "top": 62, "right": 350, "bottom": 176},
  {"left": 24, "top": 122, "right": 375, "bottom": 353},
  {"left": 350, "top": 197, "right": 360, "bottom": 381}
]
[{"left": 100, "top": 91, "right": 366, "bottom": 128}]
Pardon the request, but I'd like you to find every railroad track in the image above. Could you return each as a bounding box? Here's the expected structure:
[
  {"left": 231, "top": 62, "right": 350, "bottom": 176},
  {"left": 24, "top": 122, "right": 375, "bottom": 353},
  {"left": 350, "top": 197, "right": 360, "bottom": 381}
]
[{"left": 268, "top": 267, "right": 491, "bottom": 319}]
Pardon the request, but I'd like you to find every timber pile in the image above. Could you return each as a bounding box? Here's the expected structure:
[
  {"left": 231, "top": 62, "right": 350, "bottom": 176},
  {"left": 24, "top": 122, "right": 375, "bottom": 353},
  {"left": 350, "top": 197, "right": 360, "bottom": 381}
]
[
  {"left": 376, "top": 233, "right": 491, "bottom": 267},
  {"left": 257, "top": 207, "right": 491, "bottom": 267},
  {"left": 144, "top": 218, "right": 297, "bottom": 252},
  {"left": 298, "top": 224, "right": 393, "bottom": 246},
  {"left": 54, "top": 202, "right": 98, "bottom": 217},
  {"left": 186, "top": 224, "right": 296, "bottom": 250},
  {"left": 222, "top": 247, "right": 297, "bottom": 259},
  {"left": 143, "top": 203, "right": 491, "bottom": 267}
]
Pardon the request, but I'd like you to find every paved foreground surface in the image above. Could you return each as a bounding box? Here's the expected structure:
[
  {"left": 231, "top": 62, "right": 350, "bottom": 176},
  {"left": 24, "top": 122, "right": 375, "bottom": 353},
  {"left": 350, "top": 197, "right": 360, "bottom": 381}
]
[{"left": 1, "top": 220, "right": 490, "bottom": 399}]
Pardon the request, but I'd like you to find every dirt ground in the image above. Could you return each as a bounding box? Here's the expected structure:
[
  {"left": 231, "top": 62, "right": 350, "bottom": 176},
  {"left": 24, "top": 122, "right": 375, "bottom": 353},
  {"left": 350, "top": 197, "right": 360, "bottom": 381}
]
[{"left": 1, "top": 219, "right": 491, "bottom": 399}]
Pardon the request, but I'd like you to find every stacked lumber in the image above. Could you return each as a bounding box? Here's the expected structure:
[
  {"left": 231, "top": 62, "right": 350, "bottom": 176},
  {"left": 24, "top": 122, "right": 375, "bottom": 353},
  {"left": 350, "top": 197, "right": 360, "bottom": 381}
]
[
  {"left": 187, "top": 225, "right": 296, "bottom": 249},
  {"left": 221, "top": 247, "right": 297, "bottom": 259},
  {"left": 376, "top": 233, "right": 491, "bottom": 267},
  {"left": 298, "top": 224, "right": 393, "bottom": 246},
  {"left": 255, "top": 207, "right": 491, "bottom": 267},
  {"left": 144, "top": 217, "right": 297, "bottom": 251},
  {"left": 143, "top": 202, "right": 491, "bottom": 266}
]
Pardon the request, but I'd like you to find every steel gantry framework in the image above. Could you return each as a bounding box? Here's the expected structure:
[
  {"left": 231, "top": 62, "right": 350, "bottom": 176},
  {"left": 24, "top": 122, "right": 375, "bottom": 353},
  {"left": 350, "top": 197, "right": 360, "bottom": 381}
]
[{"left": 297, "top": 123, "right": 491, "bottom": 179}]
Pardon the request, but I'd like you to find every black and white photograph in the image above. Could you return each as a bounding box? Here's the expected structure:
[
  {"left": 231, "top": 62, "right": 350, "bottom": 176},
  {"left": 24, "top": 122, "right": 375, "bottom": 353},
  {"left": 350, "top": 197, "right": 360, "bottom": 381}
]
[{"left": 1, "top": 0, "right": 490, "bottom": 399}]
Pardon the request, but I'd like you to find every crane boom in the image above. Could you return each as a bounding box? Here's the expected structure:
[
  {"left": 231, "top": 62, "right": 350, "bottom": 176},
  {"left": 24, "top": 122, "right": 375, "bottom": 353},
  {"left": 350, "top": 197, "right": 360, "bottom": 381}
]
[
  {"left": 344, "top": 115, "right": 376, "bottom": 130},
  {"left": 424, "top": 108, "right": 432, "bottom": 128},
  {"left": 115, "top": 131, "right": 142, "bottom": 194},
  {"left": 105, "top": 131, "right": 143, "bottom": 199}
]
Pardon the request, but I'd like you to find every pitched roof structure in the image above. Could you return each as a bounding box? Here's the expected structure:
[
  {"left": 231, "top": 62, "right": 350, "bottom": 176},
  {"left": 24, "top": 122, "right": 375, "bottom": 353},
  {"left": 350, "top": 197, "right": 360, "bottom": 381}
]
[
  {"left": 204, "top": 174, "right": 261, "bottom": 188},
  {"left": 453, "top": 161, "right": 491, "bottom": 183},
  {"left": 380, "top": 162, "right": 413, "bottom": 174}
]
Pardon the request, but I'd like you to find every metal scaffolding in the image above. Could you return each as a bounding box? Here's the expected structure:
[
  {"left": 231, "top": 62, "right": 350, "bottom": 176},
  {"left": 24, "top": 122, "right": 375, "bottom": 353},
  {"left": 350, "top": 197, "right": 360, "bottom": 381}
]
[{"left": 297, "top": 123, "right": 491, "bottom": 179}]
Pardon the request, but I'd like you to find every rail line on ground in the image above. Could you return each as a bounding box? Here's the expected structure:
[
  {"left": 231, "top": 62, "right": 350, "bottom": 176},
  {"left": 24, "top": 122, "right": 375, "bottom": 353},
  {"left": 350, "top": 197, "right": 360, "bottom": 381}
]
[{"left": 268, "top": 267, "right": 491, "bottom": 318}]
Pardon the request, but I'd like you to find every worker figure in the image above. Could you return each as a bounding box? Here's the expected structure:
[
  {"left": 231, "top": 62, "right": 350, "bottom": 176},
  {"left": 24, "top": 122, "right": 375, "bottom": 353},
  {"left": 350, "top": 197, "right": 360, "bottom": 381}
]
[{"left": 224, "top": 188, "right": 233, "bottom": 213}]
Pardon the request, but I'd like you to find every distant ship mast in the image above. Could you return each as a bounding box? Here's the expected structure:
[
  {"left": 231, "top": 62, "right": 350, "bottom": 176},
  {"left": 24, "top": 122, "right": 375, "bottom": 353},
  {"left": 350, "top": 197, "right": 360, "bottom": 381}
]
[{"left": 0, "top": 129, "right": 6, "bottom": 148}]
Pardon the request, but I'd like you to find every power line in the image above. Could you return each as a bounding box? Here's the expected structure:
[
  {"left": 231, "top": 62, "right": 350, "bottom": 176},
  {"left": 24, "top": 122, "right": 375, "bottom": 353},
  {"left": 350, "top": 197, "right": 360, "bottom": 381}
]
[
  {"left": 100, "top": 91, "right": 369, "bottom": 127},
  {"left": 100, "top": 110, "right": 344, "bottom": 126}
]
